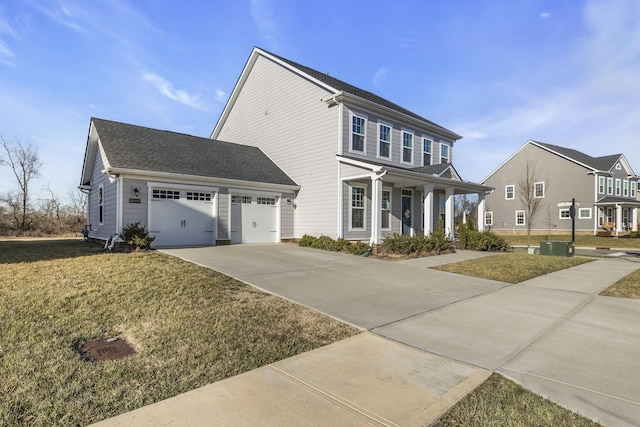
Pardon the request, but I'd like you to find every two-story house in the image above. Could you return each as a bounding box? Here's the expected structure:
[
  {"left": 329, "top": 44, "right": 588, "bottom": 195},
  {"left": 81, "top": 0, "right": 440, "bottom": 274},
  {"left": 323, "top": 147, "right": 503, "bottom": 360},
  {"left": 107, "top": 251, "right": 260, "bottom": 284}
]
[
  {"left": 80, "top": 47, "right": 492, "bottom": 247},
  {"left": 482, "top": 141, "right": 640, "bottom": 237}
]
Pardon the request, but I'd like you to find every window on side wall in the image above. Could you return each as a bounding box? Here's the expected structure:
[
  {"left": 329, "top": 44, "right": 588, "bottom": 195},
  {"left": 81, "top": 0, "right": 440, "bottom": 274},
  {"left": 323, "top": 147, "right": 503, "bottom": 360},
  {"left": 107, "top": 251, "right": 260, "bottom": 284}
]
[
  {"left": 598, "top": 176, "right": 605, "bottom": 194},
  {"left": 515, "top": 210, "right": 525, "bottom": 226},
  {"left": 98, "top": 185, "right": 104, "bottom": 225},
  {"left": 440, "top": 143, "right": 449, "bottom": 164},
  {"left": 505, "top": 185, "right": 515, "bottom": 200},
  {"left": 534, "top": 181, "right": 545, "bottom": 198},
  {"left": 579, "top": 208, "right": 592, "bottom": 219},
  {"left": 632, "top": 182, "right": 637, "bottom": 198},
  {"left": 422, "top": 138, "right": 432, "bottom": 166},
  {"left": 351, "top": 115, "right": 366, "bottom": 153},
  {"left": 559, "top": 208, "right": 571, "bottom": 219},
  {"left": 485, "top": 211, "right": 493, "bottom": 226},
  {"left": 402, "top": 131, "right": 413, "bottom": 164},
  {"left": 378, "top": 124, "right": 391, "bottom": 159},
  {"left": 623, "top": 180, "right": 629, "bottom": 197},
  {"left": 381, "top": 189, "right": 391, "bottom": 229},
  {"left": 607, "top": 177, "right": 614, "bottom": 195},
  {"left": 350, "top": 186, "right": 366, "bottom": 230}
]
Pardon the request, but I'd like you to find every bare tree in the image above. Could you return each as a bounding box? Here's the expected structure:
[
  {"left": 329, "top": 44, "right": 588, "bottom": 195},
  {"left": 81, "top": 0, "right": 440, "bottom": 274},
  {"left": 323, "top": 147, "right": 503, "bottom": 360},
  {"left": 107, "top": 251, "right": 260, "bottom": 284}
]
[
  {"left": 518, "top": 158, "right": 547, "bottom": 248},
  {"left": 66, "top": 187, "right": 88, "bottom": 226},
  {"left": 0, "top": 137, "right": 41, "bottom": 232}
]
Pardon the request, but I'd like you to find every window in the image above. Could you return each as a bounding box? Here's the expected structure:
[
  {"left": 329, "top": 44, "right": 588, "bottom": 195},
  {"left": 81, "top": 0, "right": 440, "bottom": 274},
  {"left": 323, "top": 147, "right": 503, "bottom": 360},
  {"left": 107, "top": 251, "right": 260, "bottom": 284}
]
[
  {"left": 616, "top": 163, "right": 622, "bottom": 170},
  {"left": 350, "top": 186, "right": 366, "bottom": 229},
  {"left": 579, "top": 208, "right": 592, "bottom": 219},
  {"left": 98, "top": 185, "right": 104, "bottom": 225},
  {"left": 231, "top": 195, "right": 252, "bottom": 204},
  {"left": 378, "top": 124, "right": 391, "bottom": 159},
  {"left": 351, "top": 115, "right": 366, "bottom": 152},
  {"left": 559, "top": 209, "right": 571, "bottom": 219},
  {"left": 607, "top": 177, "right": 614, "bottom": 195},
  {"left": 505, "top": 185, "right": 515, "bottom": 200},
  {"left": 152, "top": 189, "right": 180, "bottom": 199},
  {"left": 381, "top": 189, "right": 391, "bottom": 229},
  {"left": 440, "top": 143, "right": 450, "bottom": 163},
  {"left": 402, "top": 131, "right": 413, "bottom": 164},
  {"left": 632, "top": 182, "right": 637, "bottom": 198},
  {"left": 187, "top": 192, "right": 212, "bottom": 201},
  {"left": 515, "top": 210, "right": 525, "bottom": 226},
  {"left": 623, "top": 180, "right": 629, "bottom": 197},
  {"left": 485, "top": 211, "right": 493, "bottom": 226},
  {"left": 615, "top": 178, "right": 622, "bottom": 196},
  {"left": 534, "top": 181, "right": 545, "bottom": 198},
  {"left": 257, "top": 197, "right": 276, "bottom": 205},
  {"left": 422, "top": 138, "right": 432, "bottom": 166},
  {"left": 598, "top": 176, "right": 605, "bottom": 194}
]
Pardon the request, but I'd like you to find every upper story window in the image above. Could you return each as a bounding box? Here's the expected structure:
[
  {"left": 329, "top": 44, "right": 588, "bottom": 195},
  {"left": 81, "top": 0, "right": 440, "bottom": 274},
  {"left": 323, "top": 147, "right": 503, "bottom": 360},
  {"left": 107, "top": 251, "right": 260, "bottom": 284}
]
[
  {"left": 632, "top": 181, "right": 637, "bottom": 198},
  {"left": 534, "top": 181, "right": 545, "bottom": 198},
  {"left": 351, "top": 115, "right": 366, "bottom": 153},
  {"left": 440, "top": 143, "right": 450, "bottom": 164},
  {"left": 607, "top": 177, "right": 614, "bottom": 195},
  {"left": 402, "top": 131, "right": 413, "bottom": 164},
  {"left": 623, "top": 180, "right": 629, "bottom": 197},
  {"left": 422, "top": 138, "right": 432, "bottom": 166},
  {"left": 616, "top": 163, "right": 622, "bottom": 170},
  {"left": 598, "top": 176, "right": 605, "bottom": 194},
  {"left": 378, "top": 123, "right": 391, "bottom": 159},
  {"left": 615, "top": 178, "right": 622, "bottom": 196},
  {"left": 505, "top": 184, "right": 515, "bottom": 200}
]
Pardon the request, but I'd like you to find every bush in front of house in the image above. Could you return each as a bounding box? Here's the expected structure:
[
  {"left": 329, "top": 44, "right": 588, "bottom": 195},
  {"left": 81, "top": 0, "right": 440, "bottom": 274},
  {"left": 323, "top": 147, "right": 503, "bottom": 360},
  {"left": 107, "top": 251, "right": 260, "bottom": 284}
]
[
  {"left": 298, "top": 234, "right": 371, "bottom": 255},
  {"left": 456, "top": 224, "right": 510, "bottom": 251},
  {"left": 119, "top": 222, "right": 155, "bottom": 250},
  {"left": 381, "top": 232, "right": 455, "bottom": 256}
]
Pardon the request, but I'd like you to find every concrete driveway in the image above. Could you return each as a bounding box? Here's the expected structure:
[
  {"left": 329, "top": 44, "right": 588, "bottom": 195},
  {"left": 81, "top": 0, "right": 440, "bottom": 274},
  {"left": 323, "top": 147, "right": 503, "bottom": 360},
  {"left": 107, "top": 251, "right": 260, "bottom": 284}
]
[{"left": 164, "top": 244, "right": 640, "bottom": 427}]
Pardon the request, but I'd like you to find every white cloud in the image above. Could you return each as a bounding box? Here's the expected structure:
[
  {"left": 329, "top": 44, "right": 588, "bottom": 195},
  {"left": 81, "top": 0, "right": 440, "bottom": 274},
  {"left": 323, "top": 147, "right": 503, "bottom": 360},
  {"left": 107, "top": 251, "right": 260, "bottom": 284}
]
[
  {"left": 372, "top": 67, "right": 389, "bottom": 92},
  {"left": 142, "top": 72, "right": 209, "bottom": 110},
  {"left": 214, "top": 89, "right": 227, "bottom": 103},
  {"left": 539, "top": 12, "right": 551, "bottom": 18},
  {"left": 0, "top": 18, "right": 17, "bottom": 65},
  {"left": 250, "top": 0, "right": 279, "bottom": 48}
]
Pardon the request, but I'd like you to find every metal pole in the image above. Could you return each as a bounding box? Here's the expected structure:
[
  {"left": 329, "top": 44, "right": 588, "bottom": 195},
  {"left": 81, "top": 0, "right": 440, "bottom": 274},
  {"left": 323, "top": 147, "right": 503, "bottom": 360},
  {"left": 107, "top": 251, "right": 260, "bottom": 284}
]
[{"left": 571, "top": 198, "right": 576, "bottom": 243}]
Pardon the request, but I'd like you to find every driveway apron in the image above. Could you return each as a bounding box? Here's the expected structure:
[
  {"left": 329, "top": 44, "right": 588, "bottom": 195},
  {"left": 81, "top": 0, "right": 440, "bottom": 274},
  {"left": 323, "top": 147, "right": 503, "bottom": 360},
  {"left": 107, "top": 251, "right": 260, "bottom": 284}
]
[{"left": 164, "top": 245, "right": 640, "bottom": 427}]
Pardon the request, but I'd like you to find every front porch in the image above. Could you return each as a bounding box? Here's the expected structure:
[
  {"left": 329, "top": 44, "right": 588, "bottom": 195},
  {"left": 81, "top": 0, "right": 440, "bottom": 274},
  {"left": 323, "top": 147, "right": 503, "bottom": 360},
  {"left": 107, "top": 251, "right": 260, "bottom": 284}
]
[
  {"left": 337, "top": 156, "right": 493, "bottom": 245},
  {"left": 594, "top": 198, "right": 640, "bottom": 237}
]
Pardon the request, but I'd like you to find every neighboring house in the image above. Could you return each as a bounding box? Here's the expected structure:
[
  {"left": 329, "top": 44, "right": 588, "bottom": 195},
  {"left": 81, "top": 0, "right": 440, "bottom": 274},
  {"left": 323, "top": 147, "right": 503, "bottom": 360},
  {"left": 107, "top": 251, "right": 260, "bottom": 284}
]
[
  {"left": 80, "top": 47, "right": 492, "bottom": 247},
  {"left": 482, "top": 141, "right": 640, "bottom": 236}
]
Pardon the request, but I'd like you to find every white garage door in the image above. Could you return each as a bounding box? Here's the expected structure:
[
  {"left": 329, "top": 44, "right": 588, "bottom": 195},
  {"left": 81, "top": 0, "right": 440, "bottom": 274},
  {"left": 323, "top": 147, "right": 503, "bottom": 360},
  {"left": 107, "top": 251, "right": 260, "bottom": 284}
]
[
  {"left": 230, "top": 195, "right": 278, "bottom": 244},
  {"left": 149, "top": 188, "right": 215, "bottom": 247}
]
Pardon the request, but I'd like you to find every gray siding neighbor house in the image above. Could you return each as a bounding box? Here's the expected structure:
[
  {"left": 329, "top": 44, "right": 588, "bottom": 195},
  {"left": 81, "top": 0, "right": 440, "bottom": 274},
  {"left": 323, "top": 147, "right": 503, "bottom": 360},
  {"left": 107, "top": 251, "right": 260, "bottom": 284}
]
[
  {"left": 80, "top": 47, "right": 492, "bottom": 247},
  {"left": 482, "top": 141, "right": 640, "bottom": 236}
]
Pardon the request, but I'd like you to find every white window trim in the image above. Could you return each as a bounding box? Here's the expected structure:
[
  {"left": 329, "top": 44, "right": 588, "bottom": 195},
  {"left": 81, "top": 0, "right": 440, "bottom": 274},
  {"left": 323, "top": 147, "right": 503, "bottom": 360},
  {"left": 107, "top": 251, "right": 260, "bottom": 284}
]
[
  {"left": 559, "top": 208, "right": 571, "bottom": 219},
  {"left": 631, "top": 181, "right": 637, "bottom": 198},
  {"left": 534, "top": 181, "right": 545, "bottom": 198},
  {"left": 505, "top": 184, "right": 515, "bottom": 200},
  {"left": 485, "top": 211, "right": 493, "bottom": 226},
  {"left": 623, "top": 180, "right": 629, "bottom": 197},
  {"left": 578, "top": 208, "right": 592, "bottom": 219},
  {"left": 607, "top": 177, "right": 614, "bottom": 195},
  {"left": 349, "top": 184, "right": 367, "bottom": 231},
  {"left": 422, "top": 137, "right": 433, "bottom": 167},
  {"left": 349, "top": 113, "right": 367, "bottom": 154},
  {"left": 440, "top": 143, "right": 450, "bottom": 164},
  {"left": 381, "top": 187, "right": 392, "bottom": 230},
  {"left": 515, "top": 210, "right": 525, "bottom": 226},
  {"left": 615, "top": 178, "right": 622, "bottom": 196},
  {"left": 616, "top": 163, "right": 622, "bottom": 170},
  {"left": 598, "top": 176, "right": 605, "bottom": 194},
  {"left": 401, "top": 131, "right": 414, "bottom": 165},
  {"left": 98, "top": 183, "right": 104, "bottom": 225},
  {"left": 377, "top": 122, "right": 392, "bottom": 160}
]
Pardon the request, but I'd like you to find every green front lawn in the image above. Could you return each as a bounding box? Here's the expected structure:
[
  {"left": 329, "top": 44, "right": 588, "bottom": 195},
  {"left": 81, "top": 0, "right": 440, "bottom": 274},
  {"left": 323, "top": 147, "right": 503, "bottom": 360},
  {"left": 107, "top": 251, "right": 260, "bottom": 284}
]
[
  {"left": 432, "top": 252, "right": 593, "bottom": 283},
  {"left": 503, "top": 234, "right": 640, "bottom": 248},
  {"left": 0, "top": 240, "right": 358, "bottom": 426},
  {"left": 601, "top": 268, "right": 640, "bottom": 298}
]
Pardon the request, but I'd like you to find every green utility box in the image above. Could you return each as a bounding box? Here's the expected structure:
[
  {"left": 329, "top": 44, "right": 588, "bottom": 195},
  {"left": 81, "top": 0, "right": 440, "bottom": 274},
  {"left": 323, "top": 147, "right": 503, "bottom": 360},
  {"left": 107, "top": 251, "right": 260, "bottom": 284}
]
[{"left": 539, "top": 240, "right": 575, "bottom": 257}]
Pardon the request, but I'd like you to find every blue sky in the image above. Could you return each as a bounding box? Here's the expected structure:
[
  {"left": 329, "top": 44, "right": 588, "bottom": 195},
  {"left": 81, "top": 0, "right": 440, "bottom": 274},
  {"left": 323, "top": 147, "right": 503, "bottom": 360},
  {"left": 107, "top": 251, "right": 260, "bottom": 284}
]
[{"left": 1, "top": 0, "right": 639, "bottom": 201}]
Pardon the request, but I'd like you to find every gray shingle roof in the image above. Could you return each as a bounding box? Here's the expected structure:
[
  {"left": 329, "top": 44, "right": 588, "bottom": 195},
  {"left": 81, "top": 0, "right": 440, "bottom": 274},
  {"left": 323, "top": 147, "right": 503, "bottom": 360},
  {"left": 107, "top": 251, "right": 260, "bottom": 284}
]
[
  {"left": 535, "top": 142, "right": 621, "bottom": 171},
  {"left": 263, "top": 49, "right": 460, "bottom": 139},
  {"left": 92, "top": 118, "right": 297, "bottom": 186}
]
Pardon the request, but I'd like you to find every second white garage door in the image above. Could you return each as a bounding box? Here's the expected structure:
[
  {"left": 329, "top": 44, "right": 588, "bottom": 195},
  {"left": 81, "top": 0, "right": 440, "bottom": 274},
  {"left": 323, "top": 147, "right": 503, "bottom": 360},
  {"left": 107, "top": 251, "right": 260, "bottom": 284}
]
[{"left": 230, "top": 195, "right": 278, "bottom": 244}]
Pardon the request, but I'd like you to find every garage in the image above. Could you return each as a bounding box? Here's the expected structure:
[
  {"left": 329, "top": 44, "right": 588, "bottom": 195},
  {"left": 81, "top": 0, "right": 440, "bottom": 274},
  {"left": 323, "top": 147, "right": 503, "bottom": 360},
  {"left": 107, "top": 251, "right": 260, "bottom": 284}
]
[
  {"left": 230, "top": 194, "right": 278, "bottom": 243},
  {"left": 149, "top": 188, "right": 216, "bottom": 247}
]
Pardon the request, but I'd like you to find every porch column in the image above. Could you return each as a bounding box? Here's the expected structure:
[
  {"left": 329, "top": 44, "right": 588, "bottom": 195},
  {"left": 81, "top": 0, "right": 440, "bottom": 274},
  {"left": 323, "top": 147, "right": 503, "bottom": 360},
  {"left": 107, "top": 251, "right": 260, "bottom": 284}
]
[
  {"left": 423, "top": 184, "right": 434, "bottom": 234},
  {"left": 633, "top": 208, "right": 638, "bottom": 232},
  {"left": 445, "top": 187, "right": 455, "bottom": 236},
  {"left": 370, "top": 174, "right": 383, "bottom": 245},
  {"left": 477, "top": 192, "right": 486, "bottom": 232},
  {"left": 616, "top": 204, "right": 622, "bottom": 237}
]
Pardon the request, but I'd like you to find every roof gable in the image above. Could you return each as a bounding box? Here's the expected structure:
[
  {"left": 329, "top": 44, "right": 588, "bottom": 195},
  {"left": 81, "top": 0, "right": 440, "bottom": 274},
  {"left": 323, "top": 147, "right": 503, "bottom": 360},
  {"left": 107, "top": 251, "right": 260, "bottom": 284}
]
[{"left": 86, "top": 118, "right": 297, "bottom": 187}]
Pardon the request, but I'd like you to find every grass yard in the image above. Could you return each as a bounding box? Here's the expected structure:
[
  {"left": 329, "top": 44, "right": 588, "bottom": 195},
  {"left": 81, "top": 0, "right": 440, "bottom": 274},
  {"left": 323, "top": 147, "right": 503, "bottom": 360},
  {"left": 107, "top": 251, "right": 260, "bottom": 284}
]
[
  {"left": 503, "top": 233, "right": 640, "bottom": 248},
  {"left": 0, "top": 239, "right": 358, "bottom": 426},
  {"left": 433, "top": 373, "right": 602, "bottom": 427},
  {"left": 432, "top": 252, "right": 593, "bottom": 283},
  {"left": 601, "top": 268, "right": 640, "bottom": 298}
]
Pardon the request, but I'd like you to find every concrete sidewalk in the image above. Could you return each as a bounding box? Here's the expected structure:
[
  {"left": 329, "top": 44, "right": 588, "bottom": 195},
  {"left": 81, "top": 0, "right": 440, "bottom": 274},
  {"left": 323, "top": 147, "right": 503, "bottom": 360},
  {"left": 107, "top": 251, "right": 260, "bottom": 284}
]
[
  {"left": 93, "top": 246, "right": 640, "bottom": 426},
  {"left": 92, "top": 333, "right": 490, "bottom": 427}
]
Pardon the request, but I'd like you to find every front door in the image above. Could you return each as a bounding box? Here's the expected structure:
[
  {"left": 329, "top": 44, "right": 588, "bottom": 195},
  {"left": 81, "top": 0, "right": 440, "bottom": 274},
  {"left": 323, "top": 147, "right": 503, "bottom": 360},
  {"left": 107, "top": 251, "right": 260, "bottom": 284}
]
[{"left": 401, "top": 189, "right": 412, "bottom": 236}]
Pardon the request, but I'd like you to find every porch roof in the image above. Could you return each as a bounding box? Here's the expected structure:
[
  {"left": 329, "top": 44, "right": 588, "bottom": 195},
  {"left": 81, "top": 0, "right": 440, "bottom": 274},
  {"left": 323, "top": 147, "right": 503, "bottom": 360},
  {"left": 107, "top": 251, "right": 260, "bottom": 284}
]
[
  {"left": 337, "top": 155, "right": 493, "bottom": 194},
  {"left": 595, "top": 197, "right": 640, "bottom": 206}
]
